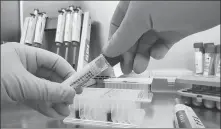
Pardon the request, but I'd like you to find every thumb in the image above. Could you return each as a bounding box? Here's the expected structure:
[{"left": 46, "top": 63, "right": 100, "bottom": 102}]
[{"left": 18, "top": 71, "right": 75, "bottom": 104}]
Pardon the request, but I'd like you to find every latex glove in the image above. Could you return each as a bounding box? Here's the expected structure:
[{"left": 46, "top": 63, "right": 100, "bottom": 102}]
[
  {"left": 1, "top": 42, "right": 82, "bottom": 118},
  {"left": 103, "top": 1, "right": 220, "bottom": 74}
]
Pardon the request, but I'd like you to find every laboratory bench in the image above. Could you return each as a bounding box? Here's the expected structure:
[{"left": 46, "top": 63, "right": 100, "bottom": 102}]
[{"left": 1, "top": 92, "right": 220, "bottom": 128}]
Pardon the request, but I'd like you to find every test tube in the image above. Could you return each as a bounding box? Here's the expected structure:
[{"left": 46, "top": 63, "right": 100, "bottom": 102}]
[
  {"left": 194, "top": 42, "right": 204, "bottom": 75},
  {"left": 25, "top": 13, "right": 37, "bottom": 46},
  {"left": 55, "top": 10, "right": 65, "bottom": 55},
  {"left": 25, "top": 9, "right": 39, "bottom": 46},
  {"left": 33, "top": 12, "right": 47, "bottom": 48},
  {"left": 71, "top": 7, "right": 83, "bottom": 69},
  {"left": 203, "top": 43, "right": 216, "bottom": 76},
  {"left": 33, "top": 13, "right": 42, "bottom": 47},
  {"left": 20, "top": 17, "right": 31, "bottom": 44},
  {"left": 62, "top": 54, "right": 111, "bottom": 89},
  {"left": 64, "top": 9, "right": 72, "bottom": 61},
  {"left": 215, "top": 45, "right": 220, "bottom": 77},
  {"left": 39, "top": 13, "right": 47, "bottom": 46}
]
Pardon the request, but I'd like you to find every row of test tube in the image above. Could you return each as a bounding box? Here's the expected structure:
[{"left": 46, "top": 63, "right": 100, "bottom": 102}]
[
  {"left": 55, "top": 6, "right": 83, "bottom": 69},
  {"left": 67, "top": 88, "right": 146, "bottom": 127},
  {"left": 20, "top": 9, "right": 47, "bottom": 48},
  {"left": 194, "top": 42, "right": 220, "bottom": 77}
]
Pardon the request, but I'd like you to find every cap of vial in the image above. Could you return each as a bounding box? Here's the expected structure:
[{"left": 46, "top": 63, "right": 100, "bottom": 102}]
[
  {"left": 216, "top": 45, "right": 220, "bottom": 53},
  {"left": 30, "top": 13, "right": 35, "bottom": 16},
  {"left": 61, "top": 8, "right": 66, "bottom": 12},
  {"left": 204, "top": 43, "right": 214, "bottom": 48},
  {"left": 66, "top": 9, "right": 71, "bottom": 12},
  {"left": 205, "top": 44, "right": 216, "bottom": 53},
  {"left": 58, "top": 10, "right": 63, "bottom": 13},
  {"left": 193, "top": 42, "right": 204, "bottom": 48},
  {"left": 38, "top": 12, "right": 43, "bottom": 16}
]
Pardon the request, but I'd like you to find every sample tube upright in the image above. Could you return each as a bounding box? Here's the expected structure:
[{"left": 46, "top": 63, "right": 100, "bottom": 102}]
[
  {"left": 55, "top": 10, "right": 65, "bottom": 55},
  {"left": 203, "top": 43, "right": 216, "bottom": 76},
  {"left": 194, "top": 42, "right": 204, "bottom": 75},
  {"left": 64, "top": 9, "right": 72, "bottom": 61}
]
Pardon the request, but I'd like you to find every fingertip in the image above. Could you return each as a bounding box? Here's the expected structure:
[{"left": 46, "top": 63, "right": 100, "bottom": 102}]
[
  {"left": 120, "top": 52, "right": 134, "bottom": 75},
  {"left": 52, "top": 103, "right": 70, "bottom": 117},
  {"left": 133, "top": 54, "right": 149, "bottom": 74},
  {"left": 150, "top": 40, "right": 169, "bottom": 60},
  {"left": 74, "top": 86, "right": 83, "bottom": 94}
]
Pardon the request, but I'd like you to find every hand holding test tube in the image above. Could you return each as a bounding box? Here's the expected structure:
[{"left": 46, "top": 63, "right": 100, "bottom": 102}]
[{"left": 62, "top": 54, "right": 111, "bottom": 89}]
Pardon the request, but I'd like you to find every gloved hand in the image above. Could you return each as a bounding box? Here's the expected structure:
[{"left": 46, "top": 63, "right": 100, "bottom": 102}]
[
  {"left": 102, "top": 1, "right": 219, "bottom": 74},
  {"left": 1, "top": 42, "right": 82, "bottom": 118}
]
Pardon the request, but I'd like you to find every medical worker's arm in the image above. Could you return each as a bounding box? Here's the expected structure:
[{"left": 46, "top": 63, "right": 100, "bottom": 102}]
[
  {"left": 1, "top": 42, "right": 82, "bottom": 117},
  {"left": 103, "top": 1, "right": 220, "bottom": 74}
]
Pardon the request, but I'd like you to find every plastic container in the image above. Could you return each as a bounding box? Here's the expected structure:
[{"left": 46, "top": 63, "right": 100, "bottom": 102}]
[{"left": 64, "top": 88, "right": 149, "bottom": 128}]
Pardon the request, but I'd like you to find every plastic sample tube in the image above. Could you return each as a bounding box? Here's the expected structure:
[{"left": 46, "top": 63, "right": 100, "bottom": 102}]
[
  {"left": 215, "top": 45, "right": 220, "bottom": 77},
  {"left": 55, "top": 10, "right": 65, "bottom": 55},
  {"left": 20, "top": 17, "right": 31, "bottom": 45},
  {"left": 25, "top": 13, "right": 37, "bottom": 45},
  {"left": 203, "top": 43, "right": 216, "bottom": 76},
  {"left": 62, "top": 54, "right": 111, "bottom": 89},
  {"left": 70, "top": 7, "right": 79, "bottom": 68},
  {"left": 64, "top": 9, "right": 72, "bottom": 60},
  {"left": 174, "top": 98, "right": 205, "bottom": 128},
  {"left": 72, "top": 7, "right": 82, "bottom": 43},
  {"left": 33, "top": 13, "right": 42, "bottom": 47},
  {"left": 194, "top": 42, "right": 204, "bottom": 75},
  {"left": 33, "top": 12, "right": 47, "bottom": 48}
]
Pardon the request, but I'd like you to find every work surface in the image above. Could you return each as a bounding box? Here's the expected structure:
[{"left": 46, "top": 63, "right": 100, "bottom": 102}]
[{"left": 1, "top": 92, "right": 220, "bottom": 128}]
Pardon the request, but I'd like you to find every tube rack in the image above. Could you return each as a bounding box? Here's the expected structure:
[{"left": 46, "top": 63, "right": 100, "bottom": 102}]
[{"left": 63, "top": 88, "right": 152, "bottom": 128}]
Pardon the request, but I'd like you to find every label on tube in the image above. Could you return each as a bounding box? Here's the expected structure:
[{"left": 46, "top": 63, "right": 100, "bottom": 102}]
[
  {"left": 195, "top": 52, "right": 204, "bottom": 74},
  {"left": 76, "top": 9, "right": 83, "bottom": 42},
  {"left": 64, "top": 10, "right": 72, "bottom": 42},
  {"left": 71, "top": 10, "right": 78, "bottom": 43},
  {"left": 55, "top": 11, "right": 64, "bottom": 43},
  {"left": 25, "top": 14, "right": 38, "bottom": 45},
  {"left": 62, "top": 54, "right": 110, "bottom": 88},
  {"left": 20, "top": 17, "right": 31, "bottom": 44},
  {"left": 34, "top": 13, "right": 42, "bottom": 44},
  {"left": 25, "top": 15, "right": 34, "bottom": 45},
  {"left": 204, "top": 53, "right": 215, "bottom": 76},
  {"left": 39, "top": 13, "right": 47, "bottom": 44},
  {"left": 61, "top": 9, "right": 66, "bottom": 43},
  {"left": 174, "top": 104, "right": 205, "bottom": 128}
]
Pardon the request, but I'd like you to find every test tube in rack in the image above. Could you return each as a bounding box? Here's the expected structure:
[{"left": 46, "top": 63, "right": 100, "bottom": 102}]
[
  {"left": 64, "top": 9, "right": 72, "bottom": 61},
  {"left": 25, "top": 13, "right": 37, "bottom": 46},
  {"left": 25, "top": 9, "right": 39, "bottom": 46},
  {"left": 55, "top": 9, "right": 66, "bottom": 55},
  {"left": 20, "top": 17, "right": 31, "bottom": 45},
  {"left": 71, "top": 7, "right": 83, "bottom": 69},
  {"left": 33, "top": 12, "right": 47, "bottom": 48},
  {"left": 77, "top": 11, "right": 92, "bottom": 71}
]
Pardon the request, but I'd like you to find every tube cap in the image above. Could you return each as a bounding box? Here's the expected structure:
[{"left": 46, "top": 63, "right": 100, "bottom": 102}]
[
  {"left": 193, "top": 42, "right": 204, "bottom": 48},
  {"left": 205, "top": 44, "right": 215, "bottom": 53},
  {"left": 216, "top": 45, "right": 220, "bottom": 53},
  {"left": 204, "top": 43, "right": 214, "bottom": 48}
]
